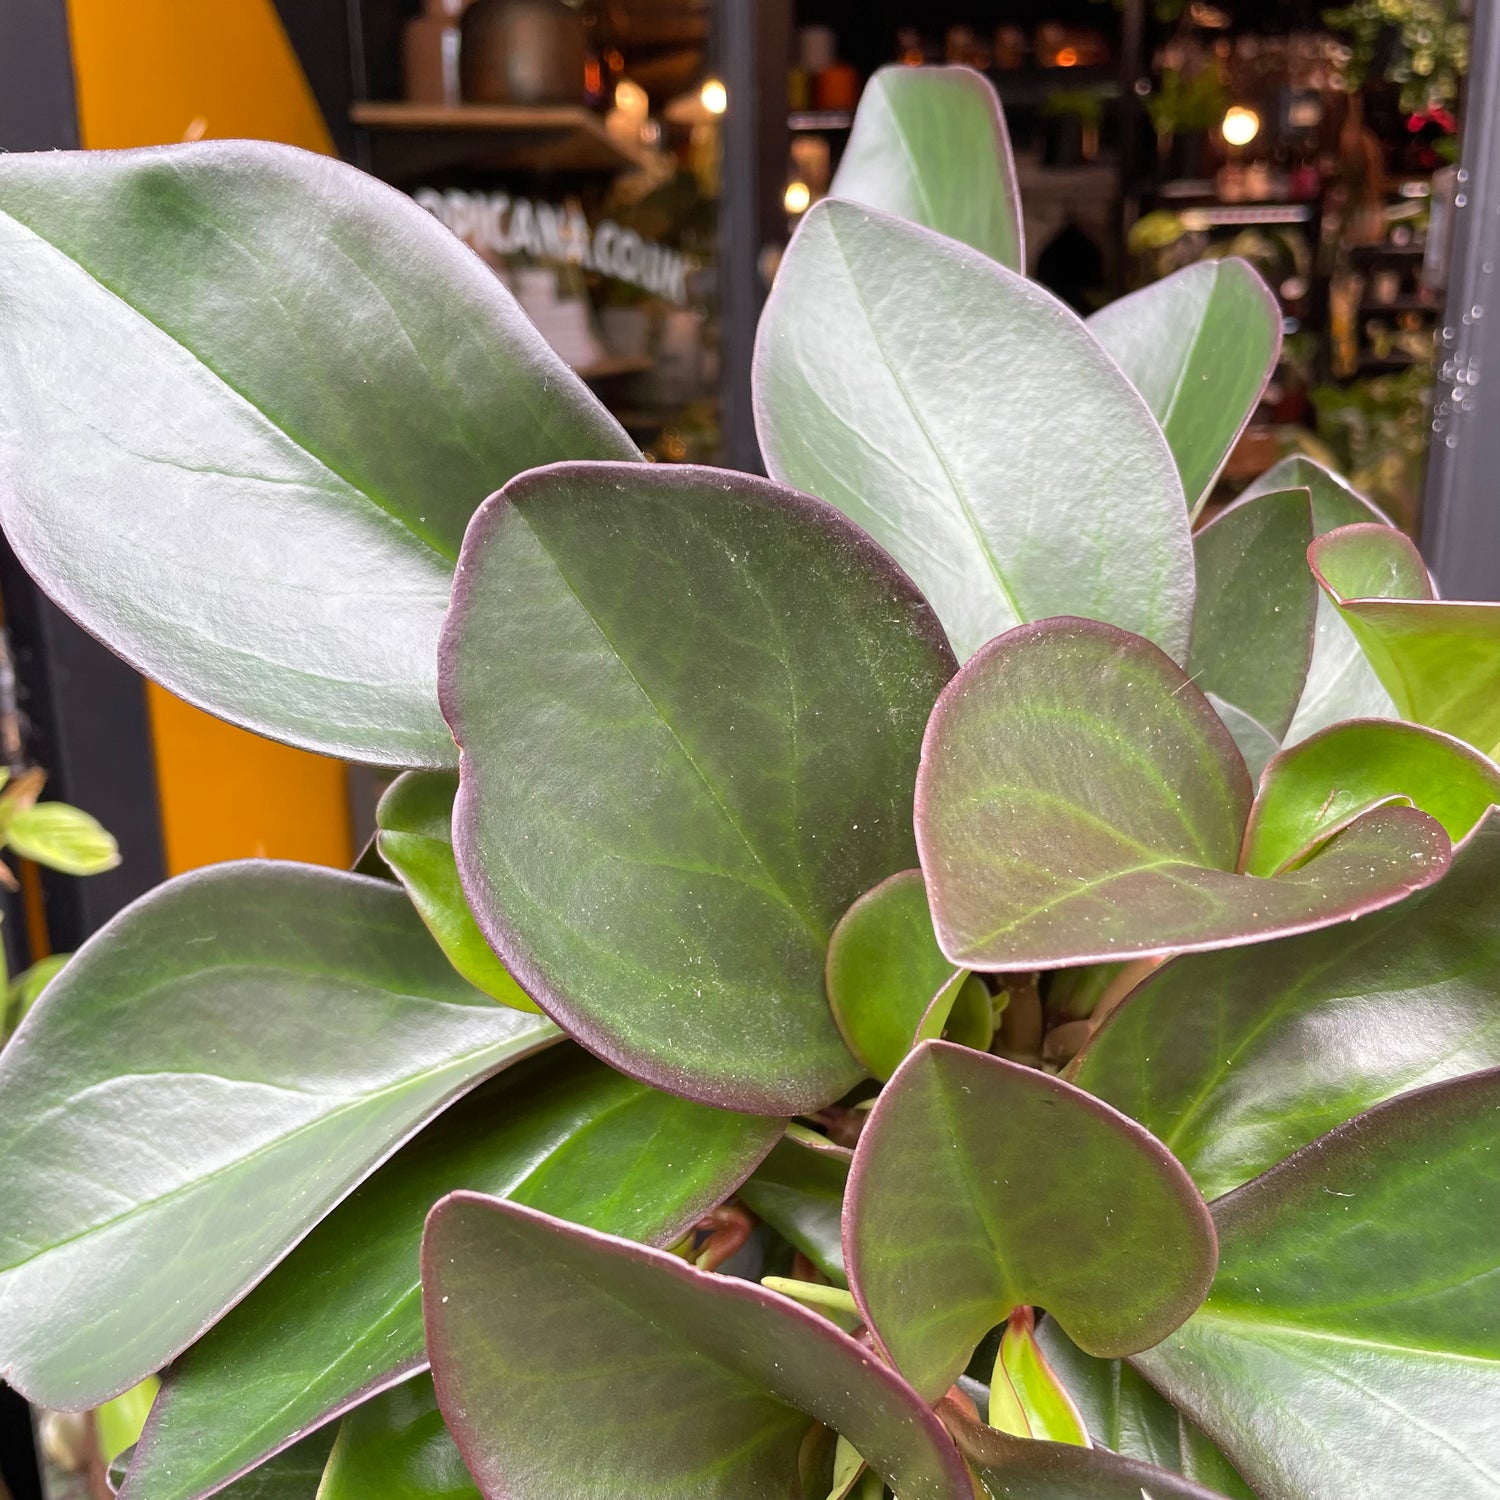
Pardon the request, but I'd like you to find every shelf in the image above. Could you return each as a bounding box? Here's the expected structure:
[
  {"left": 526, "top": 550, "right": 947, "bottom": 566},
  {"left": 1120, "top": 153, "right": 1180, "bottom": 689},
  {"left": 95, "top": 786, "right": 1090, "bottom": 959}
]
[
  {"left": 575, "top": 355, "right": 653, "bottom": 381},
  {"left": 1349, "top": 242, "right": 1428, "bottom": 263},
  {"left": 350, "top": 102, "right": 658, "bottom": 175},
  {"left": 789, "top": 110, "right": 853, "bottom": 132},
  {"left": 1360, "top": 296, "right": 1440, "bottom": 314}
]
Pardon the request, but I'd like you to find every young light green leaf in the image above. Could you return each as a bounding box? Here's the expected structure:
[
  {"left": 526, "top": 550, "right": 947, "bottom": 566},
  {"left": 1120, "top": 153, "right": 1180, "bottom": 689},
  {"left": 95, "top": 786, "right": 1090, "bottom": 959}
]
[
  {"left": 1187, "top": 488, "right": 1315, "bottom": 739},
  {"left": 123, "top": 1048, "right": 778, "bottom": 1500},
  {"left": 1134, "top": 1070, "right": 1500, "bottom": 1500},
  {"left": 737, "top": 1133, "right": 851, "bottom": 1285},
  {"left": 1071, "top": 811, "right": 1500, "bottom": 1199},
  {"left": 990, "top": 1309, "right": 1090, "bottom": 1446},
  {"left": 441, "top": 462, "right": 954, "bottom": 1114},
  {"left": 1310, "top": 522, "right": 1500, "bottom": 755},
  {"left": 0, "top": 143, "right": 635, "bottom": 765},
  {"left": 1243, "top": 719, "right": 1500, "bottom": 875},
  {"left": 0, "top": 862, "right": 556, "bottom": 1410},
  {"left": 916, "top": 616, "right": 1450, "bottom": 969},
  {"left": 843, "top": 1042, "right": 1216, "bottom": 1400},
  {"left": 754, "top": 200, "right": 1193, "bottom": 664},
  {"left": 1088, "top": 260, "right": 1282, "bottom": 514},
  {"left": 376, "top": 772, "right": 538, "bottom": 1011},
  {"left": 5, "top": 800, "right": 120, "bottom": 875},
  {"left": 317, "top": 1377, "right": 477, "bottom": 1500},
  {"left": 829, "top": 65, "right": 1023, "bottom": 267},
  {"left": 422, "top": 1194, "right": 974, "bottom": 1500}
]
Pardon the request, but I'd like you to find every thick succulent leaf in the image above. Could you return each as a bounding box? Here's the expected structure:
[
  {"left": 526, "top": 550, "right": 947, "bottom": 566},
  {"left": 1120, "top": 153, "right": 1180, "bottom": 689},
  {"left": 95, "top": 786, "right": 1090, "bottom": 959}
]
[
  {"left": 843, "top": 1042, "right": 1216, "bottom": 1400},
  {"left": 124, "top": 1048, "right": 777, "bottom": 1500},
  {"left": 1240, "top": 457, "right": 1397, "bottom": 739},
  {"left": 737, "top": 1133, "right": 851, "bottom": 1285},
  {"left": 1310, "top": 522, "right": 1500, "bottom": 754},
  {"left": 319, "top": 1377, "right": 477, "bottom": 1500},
  {"left": 989, "top": 1312, "right": 1089, "bottom": 1446},
  {"left": 947, "top": 1406, "right": 1236, "bottom": 1500},
  {"left": 828, "top": 65, "right": 1023, "bottom": 268},
  {"left": 915, "top": 616, "right": 1450, "bottom": 968},
  {"left": 1243, "top": 719, "right": 1500, "bottom": 875},
  {"left": 115, "top": 1430, "right": 337, "bottom": 1500},
  {"left": 422, "top": 1194, "right": 974, "bottom": 1500},
  {"left": 1070, "top": 811, "right": 1500, "bottom": 1198},
  {"left": 754, "top": 200, "right": 1193, "bottom": 663},
  {"left": 0, "top": 144, "right": 634, "bottom": 765},
  {"left": 441, "top": 461, "right": 953, "bottom": 1114},
  {"left": 0, "top": 863, "right": 555, "bottom": 1411},
  {"left": 825, "top": 869, "right": 967, "bottom": 1080},
  {"left": 1088, "top": 260, "right": 1282, "bottom": 514},
  {"left": 1187, "top": 488, "right": 1315, "bottom": 739},
  {"left": 1134, "top": 1070, "right": 1500, "bottom": 1500},
  {"left": 376, "top": 772, "right": 537, "bottom": 1011},
  {"left": 1034, "top": 1324, "right": 1254, "bottom": 1497}
]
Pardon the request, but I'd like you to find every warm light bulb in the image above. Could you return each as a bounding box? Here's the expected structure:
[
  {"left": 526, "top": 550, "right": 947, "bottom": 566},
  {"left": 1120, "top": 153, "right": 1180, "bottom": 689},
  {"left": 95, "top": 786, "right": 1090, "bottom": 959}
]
[
  {"left": 700, "top": 79, "right": 728, "bottom": 115},
  {"left": 1222, "top": 105, "right": 1261, "bottom": 147},
  {"left": 784, "top": 180, "right": 812, "bottom": 214}
]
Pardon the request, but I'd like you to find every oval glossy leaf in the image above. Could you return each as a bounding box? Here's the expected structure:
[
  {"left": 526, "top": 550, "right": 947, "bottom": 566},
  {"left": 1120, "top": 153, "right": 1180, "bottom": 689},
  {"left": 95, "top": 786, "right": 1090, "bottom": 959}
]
[
  {"left": 736, "top": 1133, "right": 851, "bottom": 1285},
  {"left": 826, "top": 869, "right": 967, "bottom": 1079},
  {"left": 1310, "top": 522, "right": 1500, "bottom": 755},
  {"left": 1089, "top": 260, "right": 1282, "bottom": 515},
  {"left": 1243, "top": 719, "right": 1500, "bottom": 875},
  {"left": 843, "top": 1041, "right": 1216, "bottom": 1400},
  {"left": 0, "top": 862, "right": 556, "bottom": 1410},
  {"left": 376, "top": 772, "right": 537, "bottom": 1011},
  {"left": 1034, "top": 1323, "right": 1254, "bottom": 1498},
  {"left": 1188, "top": 488, "right": 1315, "bottom": 739},
  {"left": 319, "top": 1377, "right": 477, "bottom": 1500},
  {"left": 422, "top": 1194, "right": 974, "bottom": 1500},
  {"left": 0, "top": 143, "right": 635, "bottom": 765},
  {"left": 915, "top": 616, "right": 1450, "bottom": 968},
  {"left": 6, "top": 800, "right": 120, "bottom": 875},
  {"left": 1134, "top": 1070, "right": 1500, "bottom": 1500},
  {"left": 1240, "top": 457, "right": 1397, "bottom": 740},
  {"left": 754, "top": 200, "right": 1193, "bottom": 664},
  {"left": 828, "top": 65, "right": 1023, "bottom": 268},
  {"left": 441, "top": 461, "right": 954, "bottom": 1114},
  {"left": 1071, "top": 810, "right": 1500, "bottom": 1199},
  {"left": 125, "top": 1048, "right": 778, "bottom": 1500}
]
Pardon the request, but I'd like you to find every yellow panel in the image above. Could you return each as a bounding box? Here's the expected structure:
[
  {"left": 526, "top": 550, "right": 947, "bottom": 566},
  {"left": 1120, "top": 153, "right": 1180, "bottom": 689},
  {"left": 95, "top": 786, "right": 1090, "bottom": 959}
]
[{"left": 67, "top": 0, "right": 334, "bottom": 153}]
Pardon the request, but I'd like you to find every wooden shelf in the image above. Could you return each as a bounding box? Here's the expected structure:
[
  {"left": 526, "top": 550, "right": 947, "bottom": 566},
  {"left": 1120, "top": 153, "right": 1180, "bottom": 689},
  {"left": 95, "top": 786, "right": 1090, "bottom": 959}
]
[
  {"left": 351, "top": 102, "right": 659, "bottom": 175},
  {"left": 575, "top": 355, "right": 652, "bottom": 381}
]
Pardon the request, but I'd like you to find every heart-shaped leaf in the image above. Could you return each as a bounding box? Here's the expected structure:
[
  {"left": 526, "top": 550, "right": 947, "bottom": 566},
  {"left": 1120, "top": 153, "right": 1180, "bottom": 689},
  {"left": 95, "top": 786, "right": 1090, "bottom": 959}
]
[
  {"left": 1310, "top": 522, "right": 1500, "bottom": 754},
  {"left": 1188, "top": 488, "right": 1315, "bottom": 740},
  {"left": 737, "top": 1133, "right": 851, "bottom": 1285},
  {"left": 376, "top": 771, "right": 537, "bottom": 1011},
  {"left": 1239, "top": 457, "right": 1396, "bottom": 740},
  {"left": 0, "top": 144, "right": 634, "bottom": 765},
  {"left": 441, "top": 461, "right": 954, "bottom": 1114},
  {"left": 1033, "top": 1323, "right": 1254, "bottom": 1498},
  {"left": 1243, "top": 719, "right": 1500, "bottom": 875},
  {"left": 843, "top": 1041, "right": 1216, "bottom": 1400},
  {"left": 0, "top": 863, "right": 556, "bottom": 1410},
  {"left": 916, "top": 616, "right": 1451, "bottom": 968},
  {"left": 123, "top": 1048, "right": 777, "bottom": 1500},
  {"left": 828, "top": 65, "right": 1023, "bottom": 267},
  {"left": 1133, "top": 1069, "right": 1500, "bottom": 1500},
  {"left": 1088, "top": 260, "right": 1282, "bottom": 514},
  {"left": 422, "top": 1193, "right": 974, "bottom": 1500},
  {"left": 754, "top": 200, "right": 1193, "bottom": 663},
  {"left": 1070, "top": 810, "right": 1500, "bottom": 1198},
  {"left": 320, "top": 1377, "right": 477, "bottom": 1500}
]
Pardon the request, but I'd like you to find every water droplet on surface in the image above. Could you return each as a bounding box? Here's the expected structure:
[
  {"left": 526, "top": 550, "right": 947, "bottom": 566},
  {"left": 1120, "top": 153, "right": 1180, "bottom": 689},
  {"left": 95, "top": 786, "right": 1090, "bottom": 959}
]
[{"left": 1456, "top": 194, "right": 1468, "bottom": 208}]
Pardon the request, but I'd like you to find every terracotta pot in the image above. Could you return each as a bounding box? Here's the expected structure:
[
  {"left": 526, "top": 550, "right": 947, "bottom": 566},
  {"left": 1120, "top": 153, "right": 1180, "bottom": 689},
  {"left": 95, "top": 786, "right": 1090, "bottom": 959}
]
[{"left": 460, "top": 0, "right": 586, "bottom": 106}]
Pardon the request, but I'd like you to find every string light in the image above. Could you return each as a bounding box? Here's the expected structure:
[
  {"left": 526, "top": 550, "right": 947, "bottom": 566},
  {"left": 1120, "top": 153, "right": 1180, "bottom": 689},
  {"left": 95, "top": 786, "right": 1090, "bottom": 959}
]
[
  {"left": 1222, "top": 105, "right": 1261, "bottom": 147},
  {"left": 784, "top": 180, "right": 812, "bottom": 214},
  {"left": 700, "top": 79, "right": 727, "bottom": 115}
]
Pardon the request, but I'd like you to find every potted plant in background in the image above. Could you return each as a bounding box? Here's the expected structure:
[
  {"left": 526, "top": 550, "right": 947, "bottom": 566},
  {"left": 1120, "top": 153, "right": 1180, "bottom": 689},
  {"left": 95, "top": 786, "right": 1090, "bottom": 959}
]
[{"left": 0, "top": 63, "right": 1495, "bottom": 1500}]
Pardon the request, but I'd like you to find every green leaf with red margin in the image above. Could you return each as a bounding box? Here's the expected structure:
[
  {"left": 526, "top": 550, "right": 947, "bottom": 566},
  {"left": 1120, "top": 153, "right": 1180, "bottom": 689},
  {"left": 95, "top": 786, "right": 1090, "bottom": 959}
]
[
  {"left": 1133, "top": 1070, "right": 1500, "bottom": 1500},
  {"left": 441, "top": 461, "right": 954, "bottom": 1115},
  {"left": 1242, "top": 718, "right": 1500, "bottom": 875},
  {"left": 319, "top": 1377, "right": 478, "bottom": 1500},
  {"left": 123, "top": 1048, "right": 778, "bottom": 1500},
  {"left": 1088, "top": 260, "right": 1282, "bottom": 516},
  {"left": 829, "top": 65, "right": 1024, "bottom": 268},
  {"left": 915, "top": 616, "right": 1450, "bottom": 969},
  {"left": 1309, "top": 521, "right": 1500, "bottom": 755},
  {"left": 737, "top": 1132, "right": 851, "bottom": 1286},
  {"left": 1069, "top": 810, "right": 1500, "bottom": 1199},
  {"left": 376, "top": 771, "right": 538, "bottom": 1011},
  {"left": 0, "top": 863, "right": 556, "bottom": 1412},
  {"left": 421, "top": 1194, "right": 974, "bottom": 1500},
  {"left": 114, "top": 1430, "right": 337, "bottom": 1500},
  {"left": 842, "top": 1041, "right": 1216, "bottom": 1401}
]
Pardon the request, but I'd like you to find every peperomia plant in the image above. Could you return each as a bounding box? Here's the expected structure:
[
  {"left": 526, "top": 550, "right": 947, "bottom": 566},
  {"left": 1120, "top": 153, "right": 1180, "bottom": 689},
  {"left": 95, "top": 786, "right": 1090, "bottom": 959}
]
[{"left": 0, "top": 62, "right": 1496, "bottom": 1500}]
